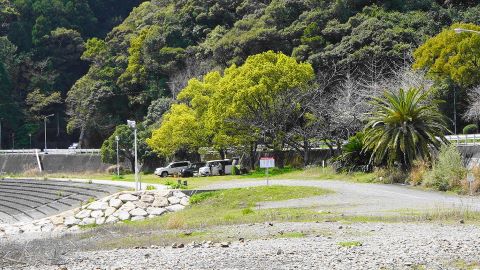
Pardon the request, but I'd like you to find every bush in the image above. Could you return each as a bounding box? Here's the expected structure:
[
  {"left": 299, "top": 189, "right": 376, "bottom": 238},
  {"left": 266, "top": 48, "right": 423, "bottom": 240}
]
[
  {"left": 374, "top": 167, "right": 407, "bottom": 184},
  {"left": 463, "top": 124, "right": 478, "bottom": 134},
  {"left": 408, "top": 159, "right": 429, "bottom": 186},
  {"left": 461, "top": 165, "right": 480, "bottom": 194},
  {"left": 166, "top": 215, "right": 185, "bottom": 229},
  {"left": 333, "top": 132, "right": 371, "bottom": 173},
  {"left": 106, "top": 165, "right": 126, "bottom": 174},
  {"left": 423, "top": 144, "right": 466, "bottom": 191}
]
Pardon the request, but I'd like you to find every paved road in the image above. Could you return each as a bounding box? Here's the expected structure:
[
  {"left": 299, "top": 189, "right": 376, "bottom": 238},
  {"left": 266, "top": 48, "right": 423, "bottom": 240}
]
[{"left": 203, "top": 179, "right": 480, "bottom": 215}]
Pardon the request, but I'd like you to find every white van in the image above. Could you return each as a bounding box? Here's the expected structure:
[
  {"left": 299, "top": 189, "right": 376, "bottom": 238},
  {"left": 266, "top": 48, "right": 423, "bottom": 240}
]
[{"left": 199, "top": 159, "right": 236, "bottom": 176}]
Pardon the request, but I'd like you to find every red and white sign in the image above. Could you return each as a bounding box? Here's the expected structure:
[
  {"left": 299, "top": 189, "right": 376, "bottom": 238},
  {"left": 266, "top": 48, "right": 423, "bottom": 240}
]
[{"left": 260, "top": 157, "right": 275, "bottom": 168}]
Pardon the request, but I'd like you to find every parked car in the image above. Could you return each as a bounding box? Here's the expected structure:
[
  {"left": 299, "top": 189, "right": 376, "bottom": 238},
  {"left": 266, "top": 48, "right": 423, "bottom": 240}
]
[
  {"left": 199, "top": 158, "right": 239, "bottom": 176},
  {"left": 199, "top": 160, "right": 222, "bottom": 176},
  {"left": 68, "top": 143, "right": 79, "bottom": 149},
  {"left": 180, "top": 162, "right": 205, "bottom": 177},
  {"left": 154, "top": 161, "right": 190, "bottom": 177}
]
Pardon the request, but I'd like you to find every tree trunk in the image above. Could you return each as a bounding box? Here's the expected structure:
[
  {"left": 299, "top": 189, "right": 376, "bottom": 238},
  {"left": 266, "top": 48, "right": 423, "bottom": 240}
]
[
  {"left": 78, "top": 126, "right": 85, "bottom": 148},
  {"left": 219, "top": 149, "right": 226, "bottom": 160},
  {"left": 303, "top": 138, "right": 309, "bottom": 167},
  {"left": 249, "top": 142, "right": 257, "bottom": 170},
  {"left": 273, "top": 149, "right": 285, "bottom": 168}
]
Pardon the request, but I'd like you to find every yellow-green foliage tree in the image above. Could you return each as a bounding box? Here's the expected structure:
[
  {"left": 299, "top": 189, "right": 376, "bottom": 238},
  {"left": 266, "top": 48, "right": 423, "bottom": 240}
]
[
  {"left": 147, "top": 51, "right": 315, "bottom": 161},
  {"left": 413, "top": 23, "right": 480, "bottom": 88},
  {"left": 147, "top": 104, "right": 207, "bottom": 157}
]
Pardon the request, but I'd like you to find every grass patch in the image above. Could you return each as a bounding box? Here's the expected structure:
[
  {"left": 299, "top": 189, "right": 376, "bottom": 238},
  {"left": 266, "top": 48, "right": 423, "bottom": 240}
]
[
  {"left": 273, "top": 166, "right": 376, "bottom": 182},
  {"left": 451, "top": 260, "right": 480, "bottom": 270},
  {"left": 330, "top": 206, "right": 480, "bottom": 224},
  {"left": 279, "top": 231, "right": 305, "bottom": 238},
  {"left": 243, "top": 167, "right": 300, "bottom": 178},
  {"left": 338, "top": 241, "right": 362, "bottom": 247},
  {"left": 122, "top": 186, "right": 332, "bottom": 229},
  {"left": 79, "top": 224, "right": 99, "bottom": 230}
]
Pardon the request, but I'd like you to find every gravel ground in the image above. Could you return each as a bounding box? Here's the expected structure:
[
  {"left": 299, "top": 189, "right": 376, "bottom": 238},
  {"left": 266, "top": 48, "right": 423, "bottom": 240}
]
[
  {"left": 4, "top": 180, "right": 480, "bottom": 270},
  {"left": 8, "top": 222, "right": 480, "bottom": 270}
]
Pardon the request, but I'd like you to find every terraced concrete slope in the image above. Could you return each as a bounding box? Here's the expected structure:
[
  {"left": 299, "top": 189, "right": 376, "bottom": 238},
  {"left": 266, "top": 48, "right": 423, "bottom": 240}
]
[{"left": 0, "top": 179, "right": 124, "bottom": 224}]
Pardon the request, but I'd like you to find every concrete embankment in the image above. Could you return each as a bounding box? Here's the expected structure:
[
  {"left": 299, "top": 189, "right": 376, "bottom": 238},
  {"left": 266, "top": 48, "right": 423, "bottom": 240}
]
[{"left": 0, "top": 154, "right": 126, "bottom": 174}]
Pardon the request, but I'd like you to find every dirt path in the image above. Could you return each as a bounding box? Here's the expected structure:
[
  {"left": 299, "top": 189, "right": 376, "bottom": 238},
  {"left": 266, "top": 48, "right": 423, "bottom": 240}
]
[{"left": 203, "top": 179, "right": 480, "bottom": 215}]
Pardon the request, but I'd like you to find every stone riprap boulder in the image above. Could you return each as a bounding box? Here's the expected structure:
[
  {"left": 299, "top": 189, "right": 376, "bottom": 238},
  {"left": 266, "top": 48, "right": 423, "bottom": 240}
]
[{"left": 0, "top": 190, "right": 189, "bottom": 237}]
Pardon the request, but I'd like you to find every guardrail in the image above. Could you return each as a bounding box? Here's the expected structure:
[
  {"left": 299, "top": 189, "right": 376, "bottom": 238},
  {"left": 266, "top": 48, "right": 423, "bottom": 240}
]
[
  {"left": 0, "top": 149, "right": 101, "bottom": 155},
  {"left": 44, "top": 149, "right": 100, "bottom": 154},
  {"left": 0, "top": 149, "right": 41, "bottom": 154},
  {"left": 445, "top": 134, "right": 480, "bottom": 146}
]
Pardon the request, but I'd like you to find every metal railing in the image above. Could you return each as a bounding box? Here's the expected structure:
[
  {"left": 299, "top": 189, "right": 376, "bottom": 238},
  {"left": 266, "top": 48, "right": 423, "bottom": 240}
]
[
  {"left": 0, "top": 149, "right": 41, "bottom": 154},
  {"left": 0, "top": 149, "right": 101, "bottom": 155},
  {"left": 44, "top": 149, "right": 100, "bottom": 154},
  {"left": 445, "top": 134, "right": 480, "bottom": 146}
]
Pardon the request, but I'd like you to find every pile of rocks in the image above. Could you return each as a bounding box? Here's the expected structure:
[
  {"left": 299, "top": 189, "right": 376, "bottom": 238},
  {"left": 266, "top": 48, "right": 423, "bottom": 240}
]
[
  {"left": 0, "top": 190, "right": 189, "bottom": 237},
  {"left": 67, "top": 190, "right": 189, "bottom": 227}
]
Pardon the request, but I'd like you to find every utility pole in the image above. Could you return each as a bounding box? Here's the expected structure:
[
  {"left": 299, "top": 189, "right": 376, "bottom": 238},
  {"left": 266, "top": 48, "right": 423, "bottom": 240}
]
[
  {"left": 127, "top": 120, "right": 139, "bottom": 190},
  {"left": 44, "top": 114, "right": 54, "bottom": 151},
  {"left": 0, "top": 119, "right": 2, "bottom": 150},
  {"left": 115, "top": 135, "right": 120, "bottom": 177},
  {"left": 453, "top": 86, "right": 457, "bottom": 134}
]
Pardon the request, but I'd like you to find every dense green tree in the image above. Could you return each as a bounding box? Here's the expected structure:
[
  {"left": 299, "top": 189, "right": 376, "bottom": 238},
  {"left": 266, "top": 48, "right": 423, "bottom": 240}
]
[
  {"left": 148, "top": 51, "right": 316, "bottom": 167},
  {"left": 101, "top": 124, "right": 152, "bottom": 171},
  {"left": 414, "top": 23, "right": 480, "bottom": 88}
]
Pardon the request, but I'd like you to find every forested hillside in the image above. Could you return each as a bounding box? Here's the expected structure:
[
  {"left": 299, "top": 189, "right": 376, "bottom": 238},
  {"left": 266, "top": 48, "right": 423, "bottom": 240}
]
[
  {"left": 1, "top": 0, "right": 480, "bottom": 149},
  {"left": 0, "top": 0, "right": 143, "bottom": 148}
]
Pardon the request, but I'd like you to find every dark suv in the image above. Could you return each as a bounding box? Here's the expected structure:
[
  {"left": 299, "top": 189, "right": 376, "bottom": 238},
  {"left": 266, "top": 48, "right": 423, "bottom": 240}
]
[{"left": 180, "top": 162, "right": 206, "bottom": 177}]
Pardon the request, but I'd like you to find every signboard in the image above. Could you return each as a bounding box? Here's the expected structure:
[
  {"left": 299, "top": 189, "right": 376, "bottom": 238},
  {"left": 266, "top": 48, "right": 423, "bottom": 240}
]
[
  {"left": 468, "top": 173, "right": 475, "bottom": 183},
  {"left": 260, "top": 157, "right": 275, "bottom": 168}
]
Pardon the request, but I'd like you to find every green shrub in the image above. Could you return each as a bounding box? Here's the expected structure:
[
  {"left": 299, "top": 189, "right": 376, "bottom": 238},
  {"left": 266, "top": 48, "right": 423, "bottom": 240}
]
[
  {"left": 463, "top": 124, "right": 478, "bottom": 135},
  {"left": 423, "top": 144, "right": 466, "bottom": 191},
  {"left": 242, "top": 208, "right": 254, "bottom": 215},
  {"left": 189, "top": 192, "right": 216, "bottom": 204},
  {"left": 333, "top": 132, "right": 372, "bottom": 173}
]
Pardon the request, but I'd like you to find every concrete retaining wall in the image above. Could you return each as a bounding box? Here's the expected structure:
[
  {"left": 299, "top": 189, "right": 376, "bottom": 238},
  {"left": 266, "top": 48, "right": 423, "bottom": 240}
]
[
  {"left": 0, "top": 154, "right": 127, "bottom": 174},
  {"left": 0, "top": 154, "right": 39, "bottom": 174}
]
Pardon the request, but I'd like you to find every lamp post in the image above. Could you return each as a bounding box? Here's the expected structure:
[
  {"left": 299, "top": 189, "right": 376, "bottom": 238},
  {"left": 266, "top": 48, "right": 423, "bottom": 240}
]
[
  {"left": 127, "top": 120, "right": 139, "bottom": 191},
  {"left": 115, "top": 135, "right": 120, "bottom": 177},
  {"left": 0, "top": 119, "right": 2, "bottom": 150},
  {"left": 11, "top": 133, "right": 14, "bottom": 149},
  {"left": 29, "top": 134, "right": 32, "bottom": 149},
  {"left": 454, "top": 28, "right": 480, "bottom": 35},
  {"left": 44, "top": 114, "right": 54, "bottom": 151}
]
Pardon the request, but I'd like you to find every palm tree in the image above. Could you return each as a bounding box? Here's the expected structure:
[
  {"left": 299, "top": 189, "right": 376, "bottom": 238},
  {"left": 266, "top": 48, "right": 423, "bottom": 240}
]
[{"left": 363, "top": 88, "right": 449, "bottom": 169}]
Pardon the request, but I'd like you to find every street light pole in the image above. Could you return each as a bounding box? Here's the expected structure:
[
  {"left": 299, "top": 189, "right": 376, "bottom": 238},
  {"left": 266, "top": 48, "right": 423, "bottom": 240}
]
[
  {"left": 127, "top": 120, "right": 139, "bottom": 191},
  {"left": 44, "top": 114, "right": 54, "bottom": 151},
  {"left": 454, "top": 86, "right": 457, "bottom": 134},
  {"left": 454, "top": 28, "right": 480, "bottom": 35},
  {"left": 0, "top": 119, "right": 2, "bottom": 150},
  {"left": 115, "top": 135, "right": 120, "bottom": 177},
  {"left": 29, "top": 134, "right": 32, "bottom": 149}
]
